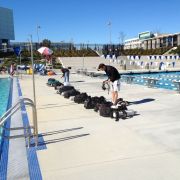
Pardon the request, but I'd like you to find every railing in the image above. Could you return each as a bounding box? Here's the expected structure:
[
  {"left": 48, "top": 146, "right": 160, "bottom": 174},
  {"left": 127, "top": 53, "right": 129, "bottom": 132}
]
[{"left": 0, "top": 97, "right": 38, "bottom": 147}]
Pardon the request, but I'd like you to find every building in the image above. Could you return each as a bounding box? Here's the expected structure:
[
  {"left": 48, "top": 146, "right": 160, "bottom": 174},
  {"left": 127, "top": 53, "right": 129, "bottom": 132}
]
[
  {"left": 0, "top": 7, "right": 15, "bottom": 50},
  {"left": 142, "top": 33, "right": 180, "bottom": 50},
  {"left": 124, "top": 31, "right": 180, "bottom": 50},
  {"left": 124, "top": 37, "right": 141, "bottom": 49}
]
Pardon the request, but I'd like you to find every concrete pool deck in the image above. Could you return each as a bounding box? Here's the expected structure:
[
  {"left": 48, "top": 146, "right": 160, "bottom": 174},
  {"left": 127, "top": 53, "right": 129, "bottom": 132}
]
[{"left": 18, "top": 73, "right": 180, "bottom": 180}]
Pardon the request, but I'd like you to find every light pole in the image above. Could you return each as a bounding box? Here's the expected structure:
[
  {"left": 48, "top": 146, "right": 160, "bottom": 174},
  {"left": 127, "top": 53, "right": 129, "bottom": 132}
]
[
  {"left": 37, "top": 25, "right": 41, "bottom": 46},
  {"left": 107, "top": 21, "right": 112, "bottom": 65},
  {"left": 29, "top": 35, "right": 37, "bottom": 107},
  {"left": 107, "top": 21, "right": 112, "bottom": 45}
]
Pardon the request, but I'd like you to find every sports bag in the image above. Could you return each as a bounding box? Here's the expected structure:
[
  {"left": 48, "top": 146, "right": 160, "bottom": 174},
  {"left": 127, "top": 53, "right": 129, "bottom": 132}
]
[
  {"left": 58, "top": 86, "right": 74, "bottom": 94},
  {"left": 54, "top": 82, "right": 63, "bottom": 89},
  {"left": 74, "top": 93, "right": 88, "bottom": 104},
  {"left": 94, "top": 101, "right": 112, "bottom": 112},
  {"left": 52, "top": 80, "right": 63, "bottom": 87},
  {"left": 99, "top": 104, "right": 113, "bottom": 117},
  {"left": 84, "top": 97, "right": 94, "bottom": 109},
  {"left": 84, "top": 96, "right": 106, "bottom": 109},
  {"left": 47, "top": 78, "right": 56, "bottom": 86},
  {"left": 63, "top": 89, "right": 80, "bottom": 98}
]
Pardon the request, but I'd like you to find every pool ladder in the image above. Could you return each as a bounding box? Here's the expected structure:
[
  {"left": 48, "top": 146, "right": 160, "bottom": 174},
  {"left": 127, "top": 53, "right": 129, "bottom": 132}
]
[{"left": 0, "top": 97, "right": 38, "bottom": 147}]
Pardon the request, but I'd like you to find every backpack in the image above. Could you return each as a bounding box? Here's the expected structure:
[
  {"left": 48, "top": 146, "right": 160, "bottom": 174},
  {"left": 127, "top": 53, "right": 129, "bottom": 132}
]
[
  {"left": 74, "top": 93, "right": 88, "bottom": 104},
  {"left": 99, "top": 104, "right": 113, "bottom": 117},
  {"left": 58, "top": 86, "right": 74, "bottom": 94},
  {"left": 94, "top": 101, "right": 112, "bottom": 112},
  {"left": 115, "top": 98, "right": 129, "bottom": 106},
  {"left": 84, "top": 96, "right": 106, "bottom": 109},
  {"left": 112, "top": 109, "right": 127, "bottom": 121},
  {"left": 47, "top": 78, "right": 56, "bottom": 86},
  {"left": 84, "top": 97, "right": 94, "bottom": 109},
  {"left": 48, "top": 78, "right": 55, "bottom": 82},
  {"left": 111, "top": 102, "right": 128, "bottom": 121},
  {"left": 54, "top": 82, "right": 63, "bottom": 89},
  {"left": 117, "top": 102, "right": 127, "bottom": 111},
  {"left": 63, "top": 89, "right": 80, "bottom": 98},
  {"left": 52, "top": 80, "right": 63, "bottom": 87},
  {"left": 114, "top": 98, "right": 123, "bottom": 105}
]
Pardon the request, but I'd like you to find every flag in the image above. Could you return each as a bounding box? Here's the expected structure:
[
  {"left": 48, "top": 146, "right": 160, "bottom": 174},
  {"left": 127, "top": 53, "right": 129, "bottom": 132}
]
[{"left": 13, "top": 47, "right": 21, "bottom": 56}]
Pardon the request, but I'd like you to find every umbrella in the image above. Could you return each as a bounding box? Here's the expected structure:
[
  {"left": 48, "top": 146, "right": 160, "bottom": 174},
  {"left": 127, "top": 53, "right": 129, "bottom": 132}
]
[{"left": 37, "top": 47, "right": 53, "bottom": 55}]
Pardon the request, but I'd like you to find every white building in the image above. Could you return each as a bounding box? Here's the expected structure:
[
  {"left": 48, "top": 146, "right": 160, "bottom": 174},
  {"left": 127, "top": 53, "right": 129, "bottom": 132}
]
[
  {"left": 124, "top": 38, "right": 142, "bottom": 49},
  {"left": 124, "top": 31, "right": 180, "bottom": 50}
]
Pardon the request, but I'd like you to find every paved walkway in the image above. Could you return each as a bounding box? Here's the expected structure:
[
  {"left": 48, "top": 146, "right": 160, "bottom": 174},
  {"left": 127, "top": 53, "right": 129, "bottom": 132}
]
[{"left": 19, "top": 73, "right": 180, "bottom": 180}]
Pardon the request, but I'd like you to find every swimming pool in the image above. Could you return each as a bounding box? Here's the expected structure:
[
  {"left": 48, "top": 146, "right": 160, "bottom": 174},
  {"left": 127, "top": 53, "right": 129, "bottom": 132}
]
[
  {"left": 0, "top": 78, "right": 11, "bottom": 143},
  {"left": 121, "top": 71, "right": 180, "bottom": 91}
]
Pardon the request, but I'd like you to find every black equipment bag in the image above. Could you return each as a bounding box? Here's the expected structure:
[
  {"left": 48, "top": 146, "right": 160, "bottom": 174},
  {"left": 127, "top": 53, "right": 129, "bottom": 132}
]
[
  {"left": 115, "top": 98, "right": 129, "bottom": 106},
  {"left": 63, "top": 89, "right": 80, "bottom": 98},
  {"left": 114, "top": 98, "right": 123, "bottom": 105},
  {"left": 94, "top": 101, "right": 112, "bottom": 112},
  {"left": 52, "top": 81, "right": 63, "bottom": 87},
  {"left": 74, "top": 93, "right": 88, "bottom": 104},
  {"left": 99, "top": 103, "right": 113, "bottom": 117},
  {"left": 117, "top": 102, "right": 128, "bottom": 111},
  {"left": 84, "top": 97, "right": 94, "bottom": 109},
  {"left": 112, "top": 109, "right": 127, "bottom": 121},
  {"left": 54, "top": 81, "right": 64, "bottom": 90},
  {"left": 111, "top": 102, "right": 128, "bottom": 121},
  {"left": 58, "top": 86, "right": 74, "bottom": 94},
  {"left": 84, "top": 96, "right": 106, "bottom": 109}
]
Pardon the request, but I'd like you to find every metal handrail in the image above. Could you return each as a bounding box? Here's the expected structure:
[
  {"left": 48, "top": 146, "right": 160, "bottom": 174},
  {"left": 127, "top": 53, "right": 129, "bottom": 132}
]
[{"left": 0, "top": 98, "right": 38, "bottom": 146}]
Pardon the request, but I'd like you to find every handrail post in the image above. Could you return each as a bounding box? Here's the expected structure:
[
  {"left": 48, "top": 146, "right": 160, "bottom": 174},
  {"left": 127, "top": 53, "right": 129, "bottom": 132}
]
[
  {"left": 34, "top": 107, "right": 38, "bottom": 146},
  {"left": 0, "top": 98, "right": 38, "bottom": 147},
  {"left": 24, "top": 101, "right": 38, "bottom": 146},
  {"left": 21, "top": 98, "right": 38, "bottom": 146}
]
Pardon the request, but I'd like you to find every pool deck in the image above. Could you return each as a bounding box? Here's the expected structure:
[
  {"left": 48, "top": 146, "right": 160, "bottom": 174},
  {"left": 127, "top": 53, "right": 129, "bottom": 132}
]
[
  {"left": 17, "top": 73, "right": 180, "bottom": 180},
  {"left": 7, "top": 78, "right": 29, "bottom": 180}
]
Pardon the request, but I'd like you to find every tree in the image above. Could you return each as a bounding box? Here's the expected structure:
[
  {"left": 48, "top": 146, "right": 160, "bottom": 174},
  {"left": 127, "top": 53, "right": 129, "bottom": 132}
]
[{"left": 41, "top": 39, "right": 51, "bottom": 47}]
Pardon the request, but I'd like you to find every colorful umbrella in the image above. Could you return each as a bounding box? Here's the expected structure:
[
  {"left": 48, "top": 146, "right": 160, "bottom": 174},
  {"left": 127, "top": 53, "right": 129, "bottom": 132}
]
[{"left": 37, "top": 47, "right": 53, "bottom": 55}]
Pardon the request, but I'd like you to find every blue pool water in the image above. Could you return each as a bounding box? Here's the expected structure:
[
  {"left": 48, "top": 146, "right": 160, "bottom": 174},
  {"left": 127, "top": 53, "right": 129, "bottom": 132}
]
[
  {"left": 121, "top": 71, "right": 180, "bottom": 90},
  {"left": 0, "top": 78, "right": 11, "bottom": 140}
]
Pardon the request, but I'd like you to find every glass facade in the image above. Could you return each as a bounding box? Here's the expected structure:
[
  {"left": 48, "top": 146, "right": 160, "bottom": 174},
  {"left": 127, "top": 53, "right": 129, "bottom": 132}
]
[{"left": 0, "top": 7, "right": 15, "bottom": 40}]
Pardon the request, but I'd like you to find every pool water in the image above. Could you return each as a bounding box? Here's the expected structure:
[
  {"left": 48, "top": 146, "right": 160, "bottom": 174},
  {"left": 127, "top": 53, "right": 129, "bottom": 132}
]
[
  {"left": 122, "top": 72, "right": 180, "bottom": 90},
  {"left": 0, "top": 78, "right": 11, "bottom": 141}
]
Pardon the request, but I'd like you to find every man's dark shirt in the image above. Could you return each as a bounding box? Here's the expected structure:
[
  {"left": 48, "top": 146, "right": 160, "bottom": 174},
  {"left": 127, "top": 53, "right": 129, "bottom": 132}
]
[
  {"left": 61, "top": 68, "right": 69, "bottom": 76},
  {"left": 104, "top": 65, "right": 120, "bottom": 82}
]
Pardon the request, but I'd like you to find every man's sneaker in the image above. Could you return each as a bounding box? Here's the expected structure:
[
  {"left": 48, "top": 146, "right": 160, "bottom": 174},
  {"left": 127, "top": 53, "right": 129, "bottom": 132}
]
[{"left": 111, "top": 104, "right": 118, "bottom": 109}]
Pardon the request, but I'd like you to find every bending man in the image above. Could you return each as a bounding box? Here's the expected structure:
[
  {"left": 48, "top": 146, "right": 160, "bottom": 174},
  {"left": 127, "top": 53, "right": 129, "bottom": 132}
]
[
  {"left": 98, "top": 63, "right": 121, "bottom": 105},
  {"left": 61, "top": 67, "right": 70, "bottom": 85}
]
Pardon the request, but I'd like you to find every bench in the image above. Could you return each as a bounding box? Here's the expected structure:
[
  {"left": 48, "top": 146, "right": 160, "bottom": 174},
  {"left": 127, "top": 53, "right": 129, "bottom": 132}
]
[
  {"left": 172, "top": 80, "right": 180, "bottom": 93},
  {"left": 143, "top": 77, "right": 159, "bottom": 88}
]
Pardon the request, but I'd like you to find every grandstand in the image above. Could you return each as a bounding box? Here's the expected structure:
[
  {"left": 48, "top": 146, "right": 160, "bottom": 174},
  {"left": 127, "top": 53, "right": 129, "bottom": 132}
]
[{"left": 59, "top": 55, "right": 180, "bottom": 72}]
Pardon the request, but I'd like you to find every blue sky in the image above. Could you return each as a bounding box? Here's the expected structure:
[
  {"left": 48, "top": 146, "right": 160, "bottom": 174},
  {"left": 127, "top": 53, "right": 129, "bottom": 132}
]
[{"left": 1, "top": 0, "right": 180, "bottom": 43}]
